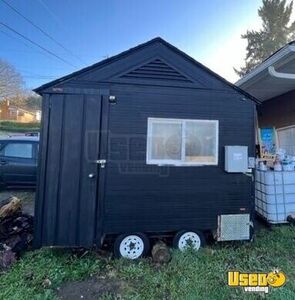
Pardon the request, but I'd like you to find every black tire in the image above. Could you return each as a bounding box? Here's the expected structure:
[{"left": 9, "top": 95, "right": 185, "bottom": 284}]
[
  {"left": 114, "top": 233, "right": 150, "bottom": 259},
  {"left": 173, "top": 230, "right": 206, "bottom": 251}
]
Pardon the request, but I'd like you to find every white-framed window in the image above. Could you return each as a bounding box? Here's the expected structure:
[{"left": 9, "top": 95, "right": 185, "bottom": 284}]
[
  {"left": 277, "top": 125, "right": 295, "bottom": 155},
  {"left": 146, "top": 118, "right": 219, "bottom": 166}
]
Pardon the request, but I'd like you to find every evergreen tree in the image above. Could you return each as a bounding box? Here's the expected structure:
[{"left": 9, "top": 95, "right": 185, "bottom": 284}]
[{"left": 235, "top": 0, "right": 295, "bottom": 77}]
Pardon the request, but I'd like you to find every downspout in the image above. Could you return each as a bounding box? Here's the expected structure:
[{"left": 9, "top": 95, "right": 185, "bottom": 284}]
[{"left": 268, "top": 65, "right": 295, "bottom": 79}]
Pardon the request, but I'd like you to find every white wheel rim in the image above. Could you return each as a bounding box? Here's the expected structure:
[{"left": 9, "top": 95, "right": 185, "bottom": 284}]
[
  {"left": 119, "top": 235, "right": 144, "bottom": 259},
  {"left": 178, "top": 232, "right": 201, "bottom": 251}
]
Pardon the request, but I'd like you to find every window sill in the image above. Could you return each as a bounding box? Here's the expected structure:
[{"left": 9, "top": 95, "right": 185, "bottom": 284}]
[{"left": 146, "top": 161, "right": 218, "bottom": 167}]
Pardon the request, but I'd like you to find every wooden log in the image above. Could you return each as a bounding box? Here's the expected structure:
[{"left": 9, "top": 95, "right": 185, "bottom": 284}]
[
  {"left": 0, "top": 198, "right": 12, "bottom": 209},
  {"left": 0, "top": 197, "right": 21, "bottom": 219},
  {"left": 0, "top": 197, "right": 33, "bottom": 267},
  {"left": 151, "top": 241, "right": 171, "bottom": 264}
]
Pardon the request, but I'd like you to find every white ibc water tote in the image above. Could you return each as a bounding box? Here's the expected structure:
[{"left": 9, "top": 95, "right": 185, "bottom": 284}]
[{"left": 255, "top": 170, "right": 295, "bottom": 224}]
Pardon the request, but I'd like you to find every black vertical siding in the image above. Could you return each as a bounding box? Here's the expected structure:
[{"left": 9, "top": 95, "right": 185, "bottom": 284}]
[
  {"left": 102, "top": 86, "right": 255, "bottom": 234},
  {"left": 42, "top": 94, "right": 64, "bottom": 244},
  {"left": 56, "top": 94, "right": 84, "bottom": 244},
  {"left": 35, "top": 87, "right": 255, "bottom": 246},
  {"left": 78, "top": 95, "right": 102, "bottom": 246},
  {"left": 34, "top": 94, "right": 50, "bottom": 248}
]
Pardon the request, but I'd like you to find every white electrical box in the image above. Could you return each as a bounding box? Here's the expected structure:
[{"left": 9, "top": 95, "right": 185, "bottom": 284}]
[{"left": 225, "top": 146, "right": 248, "bottom": 173}]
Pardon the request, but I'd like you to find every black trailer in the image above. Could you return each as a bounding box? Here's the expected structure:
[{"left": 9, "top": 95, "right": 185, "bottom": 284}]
[{"left": 34, "top": 38, "right": 257, "bottom": 259}]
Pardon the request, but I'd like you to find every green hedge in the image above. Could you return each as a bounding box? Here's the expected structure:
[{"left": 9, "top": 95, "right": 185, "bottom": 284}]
[{"left": 0, "top": 121, "right": 40, "bottom": 133}]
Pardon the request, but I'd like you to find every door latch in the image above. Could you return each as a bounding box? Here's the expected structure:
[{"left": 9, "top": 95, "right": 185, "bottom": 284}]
[{"left": 95, "top": 159, "right": 106, "bottom": 168}]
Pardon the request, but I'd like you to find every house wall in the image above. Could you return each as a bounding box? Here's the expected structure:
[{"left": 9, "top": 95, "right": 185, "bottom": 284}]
[
  {"left": 258, "top": 90, "right": 295, "bottom": 128},
  {"left": 0, "top": 100, "right": 39, "bottom": 122},
  {"left": 16, "top": 112, "right": 36, "bottom": 123},
  {"left": 0, "top": 100, "right": 10, "bottom": 120}
]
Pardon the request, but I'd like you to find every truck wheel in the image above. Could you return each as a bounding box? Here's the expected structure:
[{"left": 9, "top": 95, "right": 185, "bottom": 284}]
[
  {"left": 114, "top": 233, "right": 150, "bottom": 259},
  {"left": 173, "top": 230, "right": 205, "bottom": 251}
]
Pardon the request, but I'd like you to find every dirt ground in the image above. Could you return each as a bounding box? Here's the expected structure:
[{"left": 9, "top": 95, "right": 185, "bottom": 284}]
[
  {"left": 0, "top": 190, "right": 35, "bottom": 215},
  {"left": 57, "top": 276, "right": 127, "bottom": 300}
]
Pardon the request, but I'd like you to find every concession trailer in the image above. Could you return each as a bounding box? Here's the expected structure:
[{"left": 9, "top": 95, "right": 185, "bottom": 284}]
[{"left": 34, "top": 38, "right": 257, "bottom": 259}]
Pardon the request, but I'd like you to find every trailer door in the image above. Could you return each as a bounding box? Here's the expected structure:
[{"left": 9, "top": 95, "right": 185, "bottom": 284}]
[{"left": 35, "top": 93, "right": 108, "bottom": 247}]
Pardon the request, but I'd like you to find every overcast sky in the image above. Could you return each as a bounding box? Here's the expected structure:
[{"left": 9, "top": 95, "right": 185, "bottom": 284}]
[{"left": 0, "top": 0, "right": 264, "bottom": 89}]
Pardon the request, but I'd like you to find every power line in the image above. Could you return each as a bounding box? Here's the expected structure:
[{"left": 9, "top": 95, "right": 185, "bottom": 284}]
[
  {"left": 0, "top": 29, "right": 66, "bottom": 61},
  {"left": 0, "top": 22, "right": 77, "bottom": 68},
  {"left": 0, "top": 0, "right": 86, "bottom": 65},
  {"left": 0, "top": 28, "right": 34, "bottom": 49}
]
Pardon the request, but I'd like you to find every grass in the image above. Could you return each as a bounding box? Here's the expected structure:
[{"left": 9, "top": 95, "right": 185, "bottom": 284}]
[
  {"left": 1, "top": 225, "right": 295, "bottom": 299},
  {"left": 0, "top": 121, "right": 40, "bottom": 133}
]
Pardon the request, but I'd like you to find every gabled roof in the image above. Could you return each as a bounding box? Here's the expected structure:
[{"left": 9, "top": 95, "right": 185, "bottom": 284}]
[{"left": 34, "top": 37, "right": 259, "bottom": 103}]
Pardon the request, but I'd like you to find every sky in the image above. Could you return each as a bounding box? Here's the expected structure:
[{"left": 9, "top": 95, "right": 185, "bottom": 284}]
[{"left": 0, "top": 0, "right": 264, "bottom": 90}]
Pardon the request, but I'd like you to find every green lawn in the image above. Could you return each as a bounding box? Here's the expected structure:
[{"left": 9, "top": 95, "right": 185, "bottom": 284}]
[
  {"left": 1, "top": 225, "right": 295, "bottom": 299},
  {"left": 0, "top": 121, "right": 40, "bottom": 133}
]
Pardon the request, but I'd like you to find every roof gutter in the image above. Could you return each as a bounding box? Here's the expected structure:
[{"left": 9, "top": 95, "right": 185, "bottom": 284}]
[
  {"left": 236, "top": 44, "right": 295, "bottom": 87},
  {"left": 268, "top": 65, "right": 295, "bottom": 79}
]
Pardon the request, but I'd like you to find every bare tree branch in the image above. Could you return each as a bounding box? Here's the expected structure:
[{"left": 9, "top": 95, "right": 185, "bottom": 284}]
[{"left": 0, "top": 59, "right": 23, "bottom": 101}]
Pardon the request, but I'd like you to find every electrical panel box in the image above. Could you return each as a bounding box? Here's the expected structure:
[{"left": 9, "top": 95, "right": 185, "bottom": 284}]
[{"left": 225, "top": 146, "right": 248, "bottom": 173}]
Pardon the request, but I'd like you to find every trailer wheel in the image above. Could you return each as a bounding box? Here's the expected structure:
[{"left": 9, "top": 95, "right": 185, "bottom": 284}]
[
  {"left": 114, "top": 233, "right": 150, "bottom": 259},
  {"left": 173, "top": 230, "right": 205, "bottom": 251}
]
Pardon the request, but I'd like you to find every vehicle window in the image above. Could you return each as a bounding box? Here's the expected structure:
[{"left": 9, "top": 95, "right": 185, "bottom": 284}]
[{"left": 0, "top": 143, "right": 33, "bottom": 159}]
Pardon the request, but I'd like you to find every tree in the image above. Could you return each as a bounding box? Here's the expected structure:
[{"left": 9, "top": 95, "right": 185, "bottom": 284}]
[
  {"left": 235, "top": 0, "right": 295, "bottom": 77},
  {"left": 24, "top": 94, "right": 42, "bottom": 110},
  {"left": 12, "top": 92, "right": 42, "bottom": 111},
  {"left": 0, "top": 59, "right": 23, "bottom": 101}
]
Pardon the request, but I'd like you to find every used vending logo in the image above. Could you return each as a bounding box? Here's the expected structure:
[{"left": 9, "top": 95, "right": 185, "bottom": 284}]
[{"left": 228, "top": 270, "right": 286, "bottom": 293}]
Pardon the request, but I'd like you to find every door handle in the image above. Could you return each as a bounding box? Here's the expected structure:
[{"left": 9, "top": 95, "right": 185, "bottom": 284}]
[
  {"left": 0, "top": 160, "right": 7, "bottom": 165},
  {"left": 88, "top": 173, "right": 96, "bottom": 179}
]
